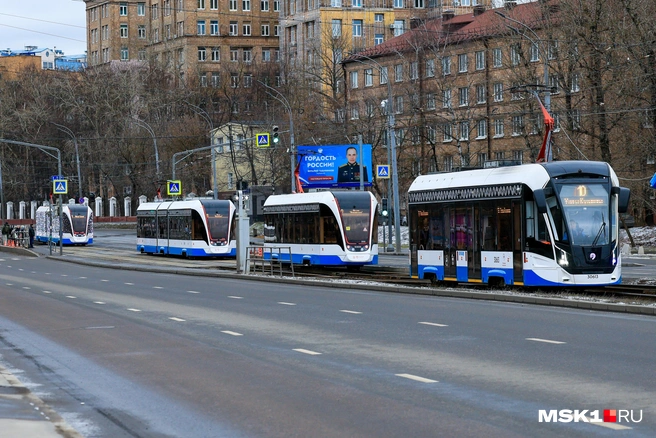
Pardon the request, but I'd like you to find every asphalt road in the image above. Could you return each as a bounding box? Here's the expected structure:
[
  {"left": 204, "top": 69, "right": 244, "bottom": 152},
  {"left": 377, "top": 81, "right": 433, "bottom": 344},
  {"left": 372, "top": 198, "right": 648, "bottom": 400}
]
[{"left": 0, "top": 251, "right": 655, "bottom": 437}]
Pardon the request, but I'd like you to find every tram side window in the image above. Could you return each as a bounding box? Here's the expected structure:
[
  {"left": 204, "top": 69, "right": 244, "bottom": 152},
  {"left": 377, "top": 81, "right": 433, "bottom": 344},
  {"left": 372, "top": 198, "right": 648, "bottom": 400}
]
[
  {"left": 481, "top": 204, "right": 496, "bottom": 251},
  {"left": 322, "top": 216, "right": 338, "bottom": 243},
  {"left": 372, "top": 214, "right": 378, "bottom": 244},
  {"left": 497, "top": 201, "right": 512, "bottom": 251},
  {"left": 547, "top": 196, "right": 565, "bottom": 241},
  {"left": 137, "top": 216, "right": 157, "bottom": 238},
  {"left": 157, "top": 213, "right": 168, "bottom": 238}
]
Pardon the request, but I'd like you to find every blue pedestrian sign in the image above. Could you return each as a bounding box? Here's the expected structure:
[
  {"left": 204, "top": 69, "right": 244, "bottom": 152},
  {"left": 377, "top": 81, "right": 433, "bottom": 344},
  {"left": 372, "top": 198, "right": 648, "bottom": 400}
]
[
  {"left": 167, "top": 180, "right": 182, "bottom": 196},
  {"left": 53, "top": 179, "right": 68, "bottom": 194},
  {"left": 256, "top": 133, "right": 270, "bottom": 148},
  {"left": 376, "top": 165, "right": 390, "bottom": 179}
]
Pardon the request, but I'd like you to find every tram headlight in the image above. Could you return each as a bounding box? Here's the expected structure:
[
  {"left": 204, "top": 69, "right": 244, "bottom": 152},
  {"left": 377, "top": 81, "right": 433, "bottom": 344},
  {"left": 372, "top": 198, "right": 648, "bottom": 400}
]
[{"left": 557, "top": 248, "right": 570, "bottom": 267}]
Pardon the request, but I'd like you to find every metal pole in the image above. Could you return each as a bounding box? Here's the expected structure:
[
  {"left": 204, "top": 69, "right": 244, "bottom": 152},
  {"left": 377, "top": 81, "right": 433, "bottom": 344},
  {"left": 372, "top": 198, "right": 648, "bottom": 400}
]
[
  {"left": 185, "top": 102, "right": 217, "bottom": 199},
  {"left": 52, "top": 123, "right": 82, "bottom": 200},
  {"left": 132, "top": 118, "right": 160, "bottom": 181},
  {"left": 358, "top": 134, "right": 364, "bottom": 191}
]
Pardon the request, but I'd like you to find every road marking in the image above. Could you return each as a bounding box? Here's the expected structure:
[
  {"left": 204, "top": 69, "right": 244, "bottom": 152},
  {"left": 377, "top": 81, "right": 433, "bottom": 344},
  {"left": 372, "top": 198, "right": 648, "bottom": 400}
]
[
  {"left": 340, "top": 310, "right": 362, "bottom": 314},
  {"left": 5, "top": 283, "right": 12, "bottom": 286},
  {"left": 221, "top": 330, "right": 243, "bottom": 336},
  {"left": 101, "top": 279, "right": 109, "bottom": 282},
  {"left": 79, "top": 276, "right": 87, "bottom": 279},
  {"left": 127, "top": 308, "right": 141, "bottom": 312},
  {"left": 153, "top": 286, "right": 163, "bottom": 289},
  {"left": 125, "top": 282, "right": 134, "bottom": 285},
  {"left": 187, "top": 290, "right": 200, "bottom": 294},
  {"left": 293, "top": 349, "right": 322, "bottom": 356},
  {"left": 419, "top": 322, "right": 449, "bottom": 327},
  {"left": 396, "top": 373, "right": 438, "bottom": 383},
  {"left": 228, "top": 296, "right": 243, "bottom": 299},
  {"left": 18, "top": 268, "right": 24, "bottom": 271},
  {"left": 43, "top": 291, "right": 52, "bottom": 294},
  {"left": 66, "top": 296, "right": 76, "bottom": 299},
  {"left": 169, "top": 317, "right": 186, "bottom": 322},
  {"left": 61, "top": 274, "right": 68, "bottom": 277},
  {"left": 86, "top": 326, "right": 114, "bottom": 330},
  {"left": 94, "top": 301, "right": 105, "bottom": 304},
  {"left": 278, "top": 302, "right": 296, "bottom": 306},
  {"left": 22, "top": 286, "right": 31, "bottom": 290},
  {"left": 526, "top": 338, "right": 566, "bottom": 344}
]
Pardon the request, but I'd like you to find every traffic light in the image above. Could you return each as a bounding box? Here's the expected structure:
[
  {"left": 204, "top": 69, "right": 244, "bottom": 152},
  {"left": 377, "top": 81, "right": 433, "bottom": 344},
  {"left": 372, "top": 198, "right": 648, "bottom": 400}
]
[
  {"left": 381, "top": 198, "right": 389, "bottom": 217},
  {"left": 272, "top": 125, "right": 279, "bottom": 144}
]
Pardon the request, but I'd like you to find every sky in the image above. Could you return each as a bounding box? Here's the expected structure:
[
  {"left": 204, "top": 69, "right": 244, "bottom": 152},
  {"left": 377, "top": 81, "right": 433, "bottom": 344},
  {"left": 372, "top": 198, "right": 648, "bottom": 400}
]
[{"left": 0, "top": 0, "right": 87, "bottom": 56}]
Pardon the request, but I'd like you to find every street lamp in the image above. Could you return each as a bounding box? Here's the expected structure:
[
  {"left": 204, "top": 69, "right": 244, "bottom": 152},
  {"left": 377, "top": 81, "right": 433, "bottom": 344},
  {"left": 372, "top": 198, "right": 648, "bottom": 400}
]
[
  {"left": 258, "top": 80, "right": 295, "bottom": 194},
  {"left": 51, "top": 122, "right": 82, "bottom": 200},
  {"left": 185, "top": 101, "right": 217, "bottom": 199},
  {"left": 346, "top": 53, "right": 401, "bottom": 254},
  {"left": 495, "top": 11, "right": 551, "bottom": 113},
  {"left": 131, "top": 117, "right": 161, "bottom": 181}
]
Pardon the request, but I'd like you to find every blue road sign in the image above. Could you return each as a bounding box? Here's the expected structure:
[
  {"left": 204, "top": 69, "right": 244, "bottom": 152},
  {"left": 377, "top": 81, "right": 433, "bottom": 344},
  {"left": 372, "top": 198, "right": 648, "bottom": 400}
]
[
  {"left": 167, "top": 180, "right": 182, "bottom": 196},
  {"left": 53, "top": 179, "right": 68, "bottom": 194},
  {"left": 377, "top": 165, "right": 390, "bottom": 179},
  {"left": 256, "top": 133, "right": 270, "bottom": 148}
]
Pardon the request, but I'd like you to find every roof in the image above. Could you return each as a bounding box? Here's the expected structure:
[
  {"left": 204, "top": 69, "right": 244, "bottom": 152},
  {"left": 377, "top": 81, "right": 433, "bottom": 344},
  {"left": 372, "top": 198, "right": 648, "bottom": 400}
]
[{"left": 344, "top": 0, "right": 560, "bottom": 64}]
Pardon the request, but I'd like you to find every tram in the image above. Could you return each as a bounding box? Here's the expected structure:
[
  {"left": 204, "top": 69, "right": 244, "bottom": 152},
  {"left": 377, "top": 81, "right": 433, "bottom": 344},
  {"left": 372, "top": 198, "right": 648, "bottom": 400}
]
[
  {"left": 408, "top": 161, "right": 630, "bottom": 287},
  {"left": 35, "top": 204, "right": 94, "bottom": 245},
  {"left": 136, "top": 199, "right": 236, "bottom": 257},
  {"left": 262, "top": 191, "right": 378, "bottom": 266}
]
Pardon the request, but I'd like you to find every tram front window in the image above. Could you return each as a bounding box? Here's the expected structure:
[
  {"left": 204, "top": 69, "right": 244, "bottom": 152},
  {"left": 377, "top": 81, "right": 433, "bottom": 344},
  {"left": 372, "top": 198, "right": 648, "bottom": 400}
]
[
  {"left": 207, "top": 216, "right": 229, "bottom": 245},
  {"left": 558, "top": 183, "right": 610, "bottom": 246},
  {"left": 69, "top": 206, "right": 88, "bottom": 233},
  {"left": 334, "top": 192, "right": 372, "bottom": 249}
]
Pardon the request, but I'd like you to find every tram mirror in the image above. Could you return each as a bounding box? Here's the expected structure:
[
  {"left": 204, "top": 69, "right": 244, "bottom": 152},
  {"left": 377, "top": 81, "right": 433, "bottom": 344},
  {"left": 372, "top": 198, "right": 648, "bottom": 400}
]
[
  {"left": 533, "top": 189, "right": 548, "bottom": 214},
  {"left": 612, "top": 186, "right": 631, "bottom": 213}
]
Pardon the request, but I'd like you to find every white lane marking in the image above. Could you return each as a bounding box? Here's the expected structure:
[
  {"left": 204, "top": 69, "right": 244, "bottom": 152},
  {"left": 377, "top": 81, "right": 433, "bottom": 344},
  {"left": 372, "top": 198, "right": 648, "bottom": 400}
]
[
  {"left": 419, "top": 322, "right": 449, "bottom": 327},
  {"left": 79, "top": 277, "right": 87, "bottom": 279},
  {"left": 31, "top": 271, "right": 37, "bottom": 274},
  {"left": 228, "top": 296, "right": 243, "bottom": 299},
  {"left": 86, "top": 326, "right": 115, "bottom": 330},
  {"left": 589, "top": 420, "right": 632, "bottom": 430},
  {"left": 124, "top": 282, "right": 134, "bottom": 285},
  {"left": 221, "top": 330, "right": 243, "bottom": 336},
  {"left": 153, "top": 286, "right": 163, "bottom": 289},
  {"left": 94, "top": 301, "right": 105, "bottom": 304},
  {"left": 22, "top": 287, "right": 31, "bottom": 290},
  {"left": 43, "top": 291, "right": 52, "bottom": 294},
  {"left": 127, "top": 308, "right": 141, "bottom": 312},
  {"left": 396, "top": 374, "right": 438, "bottom": 383},
  {"left": 340, "top": 310, "right": 362, "bottom": 314},
  {"left": 526, "top": 338, "right": 566, "bottom": 345},
  {"left": 61, "top": 274, "right": 68, "bottom": 277},
  {"left": 187, "top": 290, "right": 200, "bottom": 294},
  {"left": 66, "top": 296, "right": 76, "bottom": 299},
  {"left": 169, "top": 317, "right": 186, "bottom": 322},
  {"left": 101, "top": 279, "right": 109, "bottom": 282},
  {"left": 5, "top": 283, "right": 12, "bottom": 286},
  {"left": 278, "top": 302, "right": 296, "bottom": 306},
  {"left": 293, "top": 349, "right": 322, "bottom": 356},
  {"left": 18, "top": 268, "right": 24, "bottom": 271}
]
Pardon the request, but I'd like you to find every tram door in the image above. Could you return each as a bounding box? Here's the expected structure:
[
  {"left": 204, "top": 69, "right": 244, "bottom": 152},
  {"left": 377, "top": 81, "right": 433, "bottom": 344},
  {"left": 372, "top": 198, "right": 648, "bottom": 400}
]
[
  {"left": 513, "top": 201, "right": 523, "bottom": 283},
  {"left": 444, "top": 208, "right": 457, "bottom": 279}
]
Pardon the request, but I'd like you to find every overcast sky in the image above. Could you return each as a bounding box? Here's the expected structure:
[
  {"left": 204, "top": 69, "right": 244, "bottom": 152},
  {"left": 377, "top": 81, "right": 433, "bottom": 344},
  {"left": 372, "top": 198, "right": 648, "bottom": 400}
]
[{"left": 0, "top": 0, "right": 87, "bottom": 55}]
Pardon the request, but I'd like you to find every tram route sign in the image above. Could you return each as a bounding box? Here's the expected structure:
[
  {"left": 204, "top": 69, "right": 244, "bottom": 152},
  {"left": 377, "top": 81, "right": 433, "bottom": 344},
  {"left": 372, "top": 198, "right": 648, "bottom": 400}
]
[{"left": 53, "top": 179, "right": 68, "bottom": 195}]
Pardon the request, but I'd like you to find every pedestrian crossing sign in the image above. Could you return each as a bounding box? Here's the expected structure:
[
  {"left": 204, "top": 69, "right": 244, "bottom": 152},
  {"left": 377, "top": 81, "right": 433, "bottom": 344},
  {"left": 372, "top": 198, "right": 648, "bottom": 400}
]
[
  {"left": 167, "top": 180, "right": 182, "bottom": 196},
  {"left": 256, "top": 133, "right": 270, "bottom": 148},
  {"left": 376, "top": 165, "right": 390, "bottom": 179},
  {"left": 53, "top": 179, "right": 68, "bottom": 194}
]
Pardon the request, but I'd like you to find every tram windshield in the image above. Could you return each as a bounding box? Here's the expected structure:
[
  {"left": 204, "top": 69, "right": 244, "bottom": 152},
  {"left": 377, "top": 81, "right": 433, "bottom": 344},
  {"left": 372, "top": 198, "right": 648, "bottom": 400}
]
[
  {"left": 204, "top": 204, "right": 231, "bottom": 244},
  {"left": 557, "top": 183, "right": 610, "bottom": 246},
  {"left": 68, "top": 206, "right": 89, "bottom": 232},
  {"left": 334, "top": 192, "right": 371, "bottom": 245}
]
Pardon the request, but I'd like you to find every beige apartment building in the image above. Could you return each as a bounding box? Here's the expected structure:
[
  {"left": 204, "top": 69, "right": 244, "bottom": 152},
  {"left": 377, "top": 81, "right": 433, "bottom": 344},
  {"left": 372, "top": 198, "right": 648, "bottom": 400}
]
[{"left": 84, "top": 0, "right": 281, "bottom": 86}]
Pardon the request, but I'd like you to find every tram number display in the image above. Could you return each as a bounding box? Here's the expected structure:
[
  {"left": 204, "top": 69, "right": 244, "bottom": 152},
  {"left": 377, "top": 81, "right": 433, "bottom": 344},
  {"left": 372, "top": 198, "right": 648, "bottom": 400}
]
[
  {"left": 588, "top": 274, "right": 599, "bottom": 279},
  {"left": 562, "top": 185, "right": 606, "bottom": 206}
]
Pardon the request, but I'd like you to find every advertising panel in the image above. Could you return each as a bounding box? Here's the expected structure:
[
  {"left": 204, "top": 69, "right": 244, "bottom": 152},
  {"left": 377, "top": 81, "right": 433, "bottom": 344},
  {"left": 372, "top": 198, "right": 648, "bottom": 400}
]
[{"left": 297, "top": 144, "right": 373, "bottom": 188}]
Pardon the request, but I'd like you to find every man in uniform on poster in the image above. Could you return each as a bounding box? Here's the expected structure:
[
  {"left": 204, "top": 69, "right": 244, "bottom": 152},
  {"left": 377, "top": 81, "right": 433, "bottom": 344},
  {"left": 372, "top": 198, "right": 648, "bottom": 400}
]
[{"left": 337, "top": 146, "right": 368, "bottom": 183}]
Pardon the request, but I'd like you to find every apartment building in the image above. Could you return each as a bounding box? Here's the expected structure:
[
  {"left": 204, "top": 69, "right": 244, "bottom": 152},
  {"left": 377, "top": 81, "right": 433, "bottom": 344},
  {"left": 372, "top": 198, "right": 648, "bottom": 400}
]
[{"left": 84, "top": 0, "right": 281, "bottom": 86}]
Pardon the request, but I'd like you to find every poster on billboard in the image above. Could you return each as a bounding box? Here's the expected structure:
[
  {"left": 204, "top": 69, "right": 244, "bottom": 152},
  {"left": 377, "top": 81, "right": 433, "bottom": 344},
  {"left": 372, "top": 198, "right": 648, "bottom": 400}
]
[{"left": 297, "top": 144, "right": 373, "bottom": 188}]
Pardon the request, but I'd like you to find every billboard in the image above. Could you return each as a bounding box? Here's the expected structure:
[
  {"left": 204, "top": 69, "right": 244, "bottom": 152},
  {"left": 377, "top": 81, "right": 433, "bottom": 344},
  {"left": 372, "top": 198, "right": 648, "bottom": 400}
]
[{"left": 297, "top": 144, "right": 373, "bottom": 188}]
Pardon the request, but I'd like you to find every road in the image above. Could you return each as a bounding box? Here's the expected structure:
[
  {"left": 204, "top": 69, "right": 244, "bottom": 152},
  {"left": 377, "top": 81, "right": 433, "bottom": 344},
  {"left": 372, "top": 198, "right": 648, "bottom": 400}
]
[{"left": 0, "top": 246, "right": 655, "bottom": 437}]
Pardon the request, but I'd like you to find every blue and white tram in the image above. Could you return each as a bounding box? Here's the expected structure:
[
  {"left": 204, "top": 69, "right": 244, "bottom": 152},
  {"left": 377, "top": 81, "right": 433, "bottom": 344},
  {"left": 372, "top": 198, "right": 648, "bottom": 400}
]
[
  {"left": 136, "top": 199, "right": 236, "bottom": 257},
  {"left": 408, "top": 161, "right": 630, "bottom": 287},
  {"left": 35, "top": 204, "right": 94, "bottom": 245},
  {"left": 263, "top": 191, "right": 378, "bottom": 266}
]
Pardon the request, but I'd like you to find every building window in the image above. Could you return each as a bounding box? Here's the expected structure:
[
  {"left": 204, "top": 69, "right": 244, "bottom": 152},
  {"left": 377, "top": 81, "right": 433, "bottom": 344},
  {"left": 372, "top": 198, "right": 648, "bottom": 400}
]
[
  {"left": 262, "top": 24, "right": 270, "bottom": 36},
  {"left": 243, "top": 48, "right": 252, "bottom": 63},
  {"left": 212, "top": 47, "right": 220, "bottom": 61},
  {"left": 395, "top": 96, "right": 403, "bottom": 114},
  {"left": 512, "top": 115, "right": 524, "bottom": 135},
  {"left": 243, "top": 23, "right": 251, "bottom": 36},
  {"left": 332, "top": 19, "right": 341, "bottom": 38},
  {"left": 198, "top": 0, "right": 205, "bottom": 8},
  {"left": 197, "top": 20, "right": 206, "bottom": 35},
  {"left": 230, "top": 49, "right": 238, "bottom": 61},
  {"left": 394, "top": 0, "right": 403, "bottom": 7},
  {"left": 492, "top": 48, "right": 502, "bottom": 67},
  {"left": 426, "top": 59, "right": 435, "bottom": 77},
  {"left": 198, "top": 47, "right": 207, "bottom": 61},
  {"left": 426, "top": 93, "right": 436, "bottom": 110},
  {"left": 374, "top": 34, "right": 383, "bottom": 45},
  {"left": 380, "top": 66, "right": 388, "bottom": 85},
  {"left": 261, "top": 0, "right": 269, "bottom": 10},
  {"left": 459, "top": 121, "right": 469, "bottom": 141},
  {"left": 211, "top": 73, "right": 220, "bottom": 87},
  {"left": 211, "top": 0, "right": 218, "bottom": 9},
  {"left": 353, "top": 19, "right": 362, "bottom": 37},
  {"left": 375, "top": 13, "right": 383, "bottom": 22},
  {"left": 494, "top": 118, "right": 504, "bottom": 137},
  {"left": 571, "top": 73, "right": 581, "bottom": 92},
  {"left": 244, "top": 75, "right": 252, "bottom": 88},
  {"left": 120, "top": 24, "right": 128, "bottom": 38},
  {"left": 210, "top": 20, "right": 219, "bottom": 35},
  {"left": 442, "top": 56, "right": 451, "bottom": 75},
  {"left": 364, "top": 68, "right": 373, "bottom": 86},
  {"left": 120, "top": 2, "right": 128, "bottom": 15},
  {"left": 243, "top": 0, "right": 251, "bottom": 10},
  {"left": 442, "top": 89, "right": 452, "bottom": 108},
  {"left": 478, "top": 153, "right": 487, "bottom": 166},
  {"left": 495, "top": 151, "right": 505, "bottom": 160},
  {"left": 530, "top": 42, "right": 540, "bottom": 62},
  {"left": 200, "top": 73, "right": 207, "bottom": 87},
  {"left": 476, "top": 84, "right": 486, "bottom": 104},
  {"left": 493, "top": 83, "right": 503, "bottom": 102},
  {"left": 352, "top": 0, "right": 362, "bottom": 6},
  {"left": 229, "top": 22, "right": 238, "bottom": 36},
  {"left": 350, "top": 105, "right": 360, "bottom": 120},
  {"left": 137, "top": 25, "right": 146, "bottom": 39},
  {"left": 511, "top": 44, "right": 521, "bottom": 66},
  {"left": 459, "top": 87, "right": 469, "bottom": 106},
  {"left": 570, "top": 109, "right": 581, "bottom": 130},
  {"left": 476, "top": 119, "right": 487, "bottom": 139},
  {"left": 394, "top": 64, "right": 403, "bottom": 82},
  {"left": 231, "top": 74, "right": 239, "bottom": 88},
  {"left": 458, "top": 53, "right": 467, "bottom": 73},
  {"left": 475, "top": 50, "right": 485, "bottom": 70},
  {"left": 262, "top": 49, "right": 271, "bottom": 62},
  {"left": 392, "top": 20, "right": 403, "bottom": 37},
  {"left": 138, "top": 3, "right": 146, "bottom": 15},
  {"left": 410, "top": 61, "right": 418, "bottom": 80},
  {"left": 443, "top": 124, "right": 453, "bottom": 142},
  {"left": 274, "top": 0, "right": 279, "bottom": 11},
  {"left": 120, "top": 47, "right": 129, "bottom": 60},
  {"left": 513, "top": 150, "right": 523, "bottom": 162},
  {"left": 444, "top": 155, "right": 453, "bottom": 172},
  {"left": 350, "top": 71, "right": 358, "bottom": 89}
]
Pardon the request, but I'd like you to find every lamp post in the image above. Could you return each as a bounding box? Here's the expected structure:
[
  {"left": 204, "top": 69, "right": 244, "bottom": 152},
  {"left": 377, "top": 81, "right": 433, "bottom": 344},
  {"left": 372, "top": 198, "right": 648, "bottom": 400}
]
[
  {"left": 495, "top": 11, "right": 551, "bottom": 113},
  {"left": 51, "top": 122, "right": 82, "bottom": 200},
  {"left": 258, "top": 80, "right": 295, "bottom": 194},
  {"left": 346, "top": 53, "right": 401, "bottom": 254},
  {"left": 132, "top": 118, "right": 161, "bottom": 181},
  {"left": 185, "top": 102, "right": 217, "bottom": 199}
]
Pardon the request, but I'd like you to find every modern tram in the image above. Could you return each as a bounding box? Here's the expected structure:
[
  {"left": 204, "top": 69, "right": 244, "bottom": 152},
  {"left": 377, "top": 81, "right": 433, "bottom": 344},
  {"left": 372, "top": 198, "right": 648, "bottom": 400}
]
[
  {"left": 35, "top": 204, "right": 94, "bottom": 245},
  {"left": 136, "top": 199, "right": 236, "bottom": 257},
  {"left": 408, "top": 161, "right": 630, "bottom": 287},
  {"left": 262, "top": 191, "right": 378, "bottom": 266}
]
